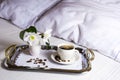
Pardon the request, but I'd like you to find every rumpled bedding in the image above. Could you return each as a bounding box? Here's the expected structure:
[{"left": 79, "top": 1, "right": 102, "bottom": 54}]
[
  {"left": 0, "top": 0, "right": 61, "bottom": 28},
  {"left": 1, "top": 0, "right": 120, "bottom": 62}
]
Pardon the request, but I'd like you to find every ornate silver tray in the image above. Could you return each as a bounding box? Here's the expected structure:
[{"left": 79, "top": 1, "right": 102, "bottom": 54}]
[{"left": 4, "top": 44, "right": 94, "bottom": 73}]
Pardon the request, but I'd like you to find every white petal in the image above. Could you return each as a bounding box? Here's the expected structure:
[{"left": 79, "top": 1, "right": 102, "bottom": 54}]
[{"left": 45, "top": 29, "right": 52, "bottom": 34}]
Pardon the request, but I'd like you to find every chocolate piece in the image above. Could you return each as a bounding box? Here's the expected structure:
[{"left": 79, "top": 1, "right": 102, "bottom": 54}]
[
  {"left": 55, "top": 55, "right": 61, "bottom": 62},
  {"left": 26, "top": 59, "right": 32, "bottom": 63},
  {"left": 62, "top": 60, "right": 66, "bottom": 62},
  {"left": 26, "top": 60, "right": 32, "bottom": 63},
  {"left": 39, "top": 59, "right": 42, "bottom": 62},
  {"left": 68, "top": 60, "right": 70, "bottom": 62},
  {"left": 45, "top": 66, "right": 48, "bottom": 68},
  {"left": 42, "top": 62, "right": 45, "bottom": 65},
  {"left": 44, "top": 59, "right": 47, "bottom": 61},
  {"left": 36, "top": 58, "right": 39, "bottom": 60},
  {"left": 33, "top": 59, "right": 35, "bottom": 60},
  {"left": 34, "top": 62, "right": 37, "bottom": 64}
]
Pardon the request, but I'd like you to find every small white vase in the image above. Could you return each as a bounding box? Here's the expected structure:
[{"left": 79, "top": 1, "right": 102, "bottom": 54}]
[{"left": 29, "top": 45, "right": 41, "bottom": 56}]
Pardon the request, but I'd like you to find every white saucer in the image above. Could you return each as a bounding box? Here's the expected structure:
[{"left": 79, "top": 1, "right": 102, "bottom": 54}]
[{"left": 51, "top": 52, "right": 80, "bottom": 65}]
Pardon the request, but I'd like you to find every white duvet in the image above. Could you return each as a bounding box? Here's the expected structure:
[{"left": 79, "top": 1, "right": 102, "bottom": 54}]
[{"left": 1, "top": 0, "right": 120, "bottom": 62}]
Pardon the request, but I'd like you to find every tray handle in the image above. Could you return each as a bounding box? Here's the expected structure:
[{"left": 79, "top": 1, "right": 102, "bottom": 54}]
[
  {"left": 5, "top": 44, "right": 16, "bottom": 62},
  {"left": 87, "top": 49, "right": 95, "bottom": 61}
]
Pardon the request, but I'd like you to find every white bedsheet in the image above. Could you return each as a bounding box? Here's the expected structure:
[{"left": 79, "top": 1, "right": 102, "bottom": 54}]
[{"left": 0, "top": 18, "right": 120, "bottom": 80}]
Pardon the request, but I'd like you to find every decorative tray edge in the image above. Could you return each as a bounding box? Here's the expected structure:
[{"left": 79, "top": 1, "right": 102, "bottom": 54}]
[{"left": 4, "top": 44, "right": 95, "bottom": 73}]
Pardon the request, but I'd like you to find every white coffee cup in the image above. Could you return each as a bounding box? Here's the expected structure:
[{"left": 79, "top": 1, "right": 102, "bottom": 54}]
[{"left": 57, "top": 43, "right": 79, "bottom": 61}]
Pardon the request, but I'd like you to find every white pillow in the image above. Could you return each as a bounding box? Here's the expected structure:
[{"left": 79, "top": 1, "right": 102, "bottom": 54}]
[
  {"left": 35, "top": 1, "right": 120, "bottom": 62},
  {"left": 0, "top": 0, "right": 60, "bottom": 28}
]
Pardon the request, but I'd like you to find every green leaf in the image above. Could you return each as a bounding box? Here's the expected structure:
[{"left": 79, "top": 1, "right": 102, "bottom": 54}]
[
  {"left": 19, "top": 26, "right": 37, "bottom": 40},
  {"left": 26, "top": 26, "right": 37, "bottom": 33},
  {"left": 45, "top": 42, "right": 51, "bottom": 49},
  {"left": 19, "top": 30, "right": 26, "bottom": 40}
]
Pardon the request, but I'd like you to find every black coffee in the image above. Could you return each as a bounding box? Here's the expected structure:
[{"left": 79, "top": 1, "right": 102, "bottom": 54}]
[{"left": 59, "top": 45, "right": 74, "bottom": 50}]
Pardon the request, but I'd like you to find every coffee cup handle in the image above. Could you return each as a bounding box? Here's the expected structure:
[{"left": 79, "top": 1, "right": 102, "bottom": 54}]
[{"left": 74, "top": 50, "right": 79, "bottom": 54}]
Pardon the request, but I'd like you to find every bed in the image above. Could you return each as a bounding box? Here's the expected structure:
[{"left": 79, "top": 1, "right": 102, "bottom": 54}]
[{"left": 0, "top": 0, "right": 120, "bottom": 80}]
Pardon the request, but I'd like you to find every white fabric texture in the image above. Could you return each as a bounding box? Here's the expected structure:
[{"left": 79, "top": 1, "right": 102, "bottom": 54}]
[
  {"left": 0, "top": 0, "right": 60, "bottom": 28},
  {"left": 1, "top": 0, "right": 120, "bottom": 62},
  {"left": 34, "top": 0, "right": 120, "bottom": 62}
]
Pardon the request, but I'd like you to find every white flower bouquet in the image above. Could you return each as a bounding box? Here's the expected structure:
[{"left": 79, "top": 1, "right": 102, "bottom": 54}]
[{"left": 19, "top": 26, "right": 52, "bottom": 56}]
